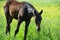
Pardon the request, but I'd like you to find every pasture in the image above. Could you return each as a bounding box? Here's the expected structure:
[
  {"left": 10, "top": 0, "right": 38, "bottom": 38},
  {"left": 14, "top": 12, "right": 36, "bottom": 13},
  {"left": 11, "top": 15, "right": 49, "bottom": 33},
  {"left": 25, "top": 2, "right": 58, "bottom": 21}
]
[{"left": 0, "top": 0, "right": 60, "bottom": 40}]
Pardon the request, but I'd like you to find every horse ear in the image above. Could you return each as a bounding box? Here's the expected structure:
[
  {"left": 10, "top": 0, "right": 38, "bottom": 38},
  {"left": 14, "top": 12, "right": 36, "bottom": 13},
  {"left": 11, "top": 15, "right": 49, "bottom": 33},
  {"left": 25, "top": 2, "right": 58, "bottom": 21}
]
[{"left": 39, "top": 9, "right": 43, "bottom": 15}]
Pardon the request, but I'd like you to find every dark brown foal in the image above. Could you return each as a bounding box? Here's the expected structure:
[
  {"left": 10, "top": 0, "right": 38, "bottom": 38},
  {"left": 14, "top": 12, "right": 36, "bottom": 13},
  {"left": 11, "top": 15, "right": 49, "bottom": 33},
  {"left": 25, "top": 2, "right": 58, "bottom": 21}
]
[{"left": 4, "top": 0, "right": 43, "bottom": 40}]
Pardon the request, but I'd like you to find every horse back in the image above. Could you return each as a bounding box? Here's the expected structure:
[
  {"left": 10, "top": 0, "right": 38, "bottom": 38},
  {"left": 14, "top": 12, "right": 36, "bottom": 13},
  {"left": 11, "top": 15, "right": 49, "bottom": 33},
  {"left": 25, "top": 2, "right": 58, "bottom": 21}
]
[{"left": 4, "top": 1, "right": 35, "bottom": 19}]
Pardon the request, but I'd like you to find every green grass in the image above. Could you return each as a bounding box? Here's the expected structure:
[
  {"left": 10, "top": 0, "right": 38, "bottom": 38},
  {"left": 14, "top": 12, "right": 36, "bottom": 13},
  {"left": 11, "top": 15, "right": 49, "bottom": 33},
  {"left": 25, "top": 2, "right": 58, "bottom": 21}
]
[{"left": 0, "top": 0, "right": 60, "bottom": 40}]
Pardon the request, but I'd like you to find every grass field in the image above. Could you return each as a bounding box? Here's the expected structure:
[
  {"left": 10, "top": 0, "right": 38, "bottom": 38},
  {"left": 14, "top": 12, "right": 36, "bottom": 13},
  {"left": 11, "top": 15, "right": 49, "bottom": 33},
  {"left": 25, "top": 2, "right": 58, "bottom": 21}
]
[{"left": 0, "top": 0, "right": 60, "bottom": 40}]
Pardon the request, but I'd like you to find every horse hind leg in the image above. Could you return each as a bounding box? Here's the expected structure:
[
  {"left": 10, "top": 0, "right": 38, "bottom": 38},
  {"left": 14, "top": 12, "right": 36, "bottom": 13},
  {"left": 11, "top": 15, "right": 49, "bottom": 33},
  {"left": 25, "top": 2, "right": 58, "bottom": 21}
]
[
  {"left": 14, "top": 19, "right": 22, "bottom": 36},
  {"left": 4, "top": 7, "right": 13, "bottom": 34},
  {"left": 5, "top": 15, "right": 13, "bottom": 34}
]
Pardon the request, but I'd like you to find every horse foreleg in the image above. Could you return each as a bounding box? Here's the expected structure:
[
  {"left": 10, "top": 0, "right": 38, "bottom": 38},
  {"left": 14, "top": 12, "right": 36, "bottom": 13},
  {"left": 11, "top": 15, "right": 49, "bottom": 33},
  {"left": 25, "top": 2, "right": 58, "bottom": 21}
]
[{"left": 24, "top": 20, "right": 30, "bottom": 40}]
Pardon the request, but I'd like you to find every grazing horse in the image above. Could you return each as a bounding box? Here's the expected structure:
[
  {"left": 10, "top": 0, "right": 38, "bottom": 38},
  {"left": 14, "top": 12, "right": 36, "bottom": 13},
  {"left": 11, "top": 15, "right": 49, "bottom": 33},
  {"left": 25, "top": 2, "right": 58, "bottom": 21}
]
[{"left": 4, "top": 0, "right": 43, "bottom": 40}]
